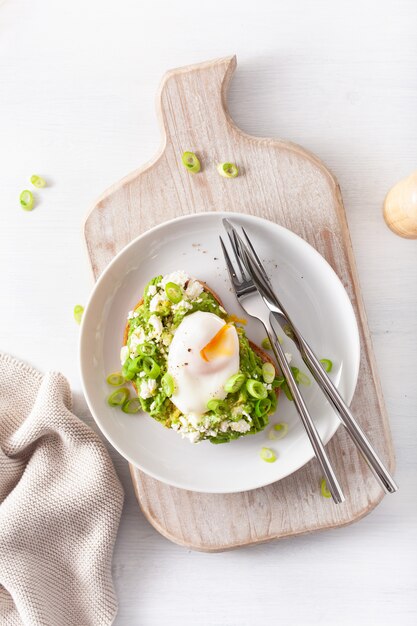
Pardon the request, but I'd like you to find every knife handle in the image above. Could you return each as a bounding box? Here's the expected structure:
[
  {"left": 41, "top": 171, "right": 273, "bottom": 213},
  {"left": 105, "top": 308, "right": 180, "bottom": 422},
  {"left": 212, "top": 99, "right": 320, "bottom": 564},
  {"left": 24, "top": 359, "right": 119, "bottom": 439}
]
[
  {"left": 265, "top": 327, "right": 345, "bottom": 504},
  {"left": 298, "top": 337, "right": 398, "bottom": 494}
]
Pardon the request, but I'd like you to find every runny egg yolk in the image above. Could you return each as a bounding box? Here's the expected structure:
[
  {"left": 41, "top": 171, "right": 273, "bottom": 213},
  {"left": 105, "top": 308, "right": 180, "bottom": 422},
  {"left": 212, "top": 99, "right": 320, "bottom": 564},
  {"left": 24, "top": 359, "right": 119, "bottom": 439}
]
[{"left": 200, "top": 324, "right": 235, "bottom": 362}]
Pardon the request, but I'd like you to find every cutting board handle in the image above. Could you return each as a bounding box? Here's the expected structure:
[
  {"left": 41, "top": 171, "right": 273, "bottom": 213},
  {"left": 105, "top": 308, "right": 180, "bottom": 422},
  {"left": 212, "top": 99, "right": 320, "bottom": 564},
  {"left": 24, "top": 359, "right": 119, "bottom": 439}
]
[{"left": 157, "top": 55, "right": 237, "bottom": 143}]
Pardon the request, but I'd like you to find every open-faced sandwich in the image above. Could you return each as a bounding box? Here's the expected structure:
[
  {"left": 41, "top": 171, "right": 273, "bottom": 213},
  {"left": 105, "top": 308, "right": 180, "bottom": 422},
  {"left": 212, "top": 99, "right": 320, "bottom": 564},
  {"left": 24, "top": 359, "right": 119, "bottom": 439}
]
[{"left": 120, "top": 271, "right": 282, "bottom": 443}]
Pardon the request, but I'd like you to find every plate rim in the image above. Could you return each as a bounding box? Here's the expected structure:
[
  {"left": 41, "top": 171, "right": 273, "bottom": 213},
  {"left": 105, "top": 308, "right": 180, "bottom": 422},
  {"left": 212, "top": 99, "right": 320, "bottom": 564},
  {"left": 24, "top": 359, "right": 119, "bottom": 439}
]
[{"left": 79, "top": 210, "right": 360, "bottom": 493}]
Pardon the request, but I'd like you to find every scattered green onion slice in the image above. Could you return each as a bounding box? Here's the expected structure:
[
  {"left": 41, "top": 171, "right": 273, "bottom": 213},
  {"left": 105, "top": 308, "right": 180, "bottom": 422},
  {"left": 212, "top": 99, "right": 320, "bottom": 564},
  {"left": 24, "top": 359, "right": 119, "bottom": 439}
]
[
  {"left": 165, "top": 282, "right": 182, "bottom": 304},
  {"left": 217, "top": 162, "right": 239, "bottom": 178},
  {"left": 260, "top": 447, "right": 277, "bottom": 463},
  {"left": 224, "top": 373, "right": 245, "bottom": 393},
  {"left": 181, "top": 151, "right": 201, "bottom": 173},
  {"left": 246, "top": 379, "right": 268, "bottom": 399},
  {"left": 320, "top": 358, "right": 333, "bottom": 373},
  {"left": 261, "top": 337, "right": 272, "bottom": 350},
  {"left": 138, "top": 342, "right": 156, "bottom": 356},
  {"left": 268, "top": 422, "right": 289, "bottom": 441},
  {"left": 161, "top": 372, "right": 175, "bottom": 397},
  {"left": 291, "top": 366, "right": 311, "bottom": 386},
  {"left": 30, "top": 174, "right": 46, "bottom": 188},
  {"left": 108, "top": 387, "right": 130, "bottom": 407},
  {"left": 262, "top": 362, "right": 275, "bottom": 384},
  {"left": 20, "top": 190, "right": 34, "bottom": 211},
  {"left": 73, "top": 304, "right": 84, "bottom": 325},
  {"left": 282, "top": 381, "right": 293, "bottom": 401},
  {"left": 122, "top": 397, "right": 141, "bottom": 414},
  {"left": 106, "top": 372, "right": 125, "bottom": 386},
  {"left": 207, "top": 398, "right": 228, "bottom": 414},
  {"left": 320, "top": 478, "right": 332, "bottom": 498},
  {"left": 255, "top": 397, "right": 272, "bottom": 417},
  {"left": 142, "top": 357, "right": 160, "bottom": 379}
]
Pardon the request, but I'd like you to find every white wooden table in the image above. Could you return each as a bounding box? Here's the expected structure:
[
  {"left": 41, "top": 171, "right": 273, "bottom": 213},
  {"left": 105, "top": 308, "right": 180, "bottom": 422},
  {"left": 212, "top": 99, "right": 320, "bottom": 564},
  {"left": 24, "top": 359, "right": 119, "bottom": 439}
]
[{"left": 1, "top": 1, "right": 416, "bottom": 624}]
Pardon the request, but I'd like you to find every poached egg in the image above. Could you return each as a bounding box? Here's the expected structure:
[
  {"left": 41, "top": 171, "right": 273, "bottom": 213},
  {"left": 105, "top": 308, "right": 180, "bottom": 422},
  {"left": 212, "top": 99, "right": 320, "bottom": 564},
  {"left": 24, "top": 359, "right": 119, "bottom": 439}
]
[{"left": 167, "top": 311, "right": 240, "bottom": 416}]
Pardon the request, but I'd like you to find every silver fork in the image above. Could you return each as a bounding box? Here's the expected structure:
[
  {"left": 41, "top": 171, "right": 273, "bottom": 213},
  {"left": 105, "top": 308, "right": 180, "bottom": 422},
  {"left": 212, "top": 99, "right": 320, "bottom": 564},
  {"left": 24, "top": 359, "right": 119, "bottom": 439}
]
[
  {"left": 219, "top": 233, "right": 345, "bottom": 503},
  {"left": 225, "top": 219, "right": 398, "bottom": 495}
]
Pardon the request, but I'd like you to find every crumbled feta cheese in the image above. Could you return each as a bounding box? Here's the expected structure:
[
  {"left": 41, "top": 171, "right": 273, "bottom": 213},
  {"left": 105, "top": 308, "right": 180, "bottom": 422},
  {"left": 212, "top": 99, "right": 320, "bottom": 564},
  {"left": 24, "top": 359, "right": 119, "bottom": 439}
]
[
  {"left": 120, "top": 345, "right": 129, "bottom": 365},
  {"left": 285, "top": 352, "right": 292, "bottom": 363},
  {"left": 172, "top": 300, "right": 193, "bottom": 313},
  {"left": 179, "top": 415, "right": 188, "bottom": 427},
  {"left": 147, "top": 284, "right": 157, "bottom": 296},
  {"left": 171, "top": 423, "right": 180, "bottom": 431},
  {"left": 148, "top": 314, "right": 163, "bottom": 338},
  {"left": 231, "top": 405, "right": 244, "bottom": 418},
  {"left": 187, "top": 413, "right": 202, "bottom": 428},
  {"left": 230, "top": 419, "right": 251, "bottom": 433},
  {"left": 219, "top": 420, "right": 230, "bottom": 432},
  {"left": 127, "top": 310, "right": 135, "bottom": 320},
  {"left": 266, "top": 384, "right": 272, "bottom": 390},
  {"left": 130, "top": 352, "right": 135, "bottom": 359},
  {"left": 185, "top": 279, "right": 204, "bottom": 300},
  {"left": 149, "top": 292, "right": 164, "bottom": 312},
  {"left": 160, "top": 270, "right": 189, "bottom": 288},
  {"left": 139, "top": 378, "right": 157, "bottom": 399},
  {"left": 139, "top": 371, "right": 146, "bottom": 378},
  {"left": 129, "top": 326, "right": 147, "bottom": 352},
  {"left": 185, "top": 431, "right": 201, "bottom": 444}
]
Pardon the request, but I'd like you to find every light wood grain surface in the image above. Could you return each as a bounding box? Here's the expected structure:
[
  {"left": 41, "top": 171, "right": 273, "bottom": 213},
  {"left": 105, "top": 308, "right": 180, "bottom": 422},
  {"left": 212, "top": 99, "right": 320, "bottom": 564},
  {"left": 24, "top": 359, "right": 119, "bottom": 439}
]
[
  {"left": 85, "top": 55, "right": 394, "bottom": 551},
  {"left": 1, "top": 0, "right": 417, "bottom": 624}
]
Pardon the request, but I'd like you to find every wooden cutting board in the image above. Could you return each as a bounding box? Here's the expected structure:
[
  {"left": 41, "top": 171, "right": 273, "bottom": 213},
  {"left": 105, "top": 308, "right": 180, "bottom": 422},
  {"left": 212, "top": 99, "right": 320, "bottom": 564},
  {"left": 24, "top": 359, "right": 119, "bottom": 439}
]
[{"left": 84, "top": 55, "right": 395, "bottom": 552}]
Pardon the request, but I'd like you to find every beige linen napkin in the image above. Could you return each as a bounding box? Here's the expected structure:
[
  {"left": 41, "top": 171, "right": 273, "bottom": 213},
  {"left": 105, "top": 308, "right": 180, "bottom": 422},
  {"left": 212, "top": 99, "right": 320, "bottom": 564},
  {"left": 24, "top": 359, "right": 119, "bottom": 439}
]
[{"left": 0, "top": 353, "right": 124, "bottom": 626}]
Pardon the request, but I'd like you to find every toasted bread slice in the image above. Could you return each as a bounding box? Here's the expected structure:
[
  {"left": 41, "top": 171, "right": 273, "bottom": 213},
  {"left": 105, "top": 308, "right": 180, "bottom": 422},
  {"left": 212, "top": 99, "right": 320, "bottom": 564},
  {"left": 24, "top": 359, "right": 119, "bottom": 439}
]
[{"left": 124, "top": 280, "right": 279, "bottom": 399}]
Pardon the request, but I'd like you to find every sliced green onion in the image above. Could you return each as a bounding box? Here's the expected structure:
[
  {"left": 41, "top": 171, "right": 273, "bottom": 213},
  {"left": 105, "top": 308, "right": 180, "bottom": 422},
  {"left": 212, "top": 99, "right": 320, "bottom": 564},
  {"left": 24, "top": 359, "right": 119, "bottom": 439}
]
[
  {"left": 282, "top": 381, "right": 293, "bottom": 401},
  {"left": 181, "top": 151, "right": 201, "bottom": 173},
  {"left": 260, "top": 447, "right": 277, "bottom": 463},
  {"left": 128, "top": 356, "right": 143, "bottom": 375},
  {"left": 262, "top": 336, "right": 283, "bottom": 350},
  {"left": 320, "top": 358, "right": 333, "bottom": 373},
  {"left": 138, "top": 342, "right": 156, "bottom": 356},
  {"left": 224, "top": 373, "right": 245, "bottom": 393},
  {"left": 268, "top": 422, "right": 289, "bottom": 441},
  {"left": 261, "top": 337, "right": 272, "bottom": 350},
  {"left": 255, "top": 397, "right": 272, "bottom": 417},
  {"left": 73, "top": 304, "right": 84, "bottom": 325},
  {"left": 246, "top": 379, "right": 268, "bottom": 400},
  {"left": 122, "top": 363, "right": 136, "bottom": 380},
  {"left": 122, "top": 397, "right": 141, "bottom": 414},
  {"left": 20, "top": 190, "right": 34, "bottom": 211},
  {"left": 161, "top": 372, "right": 175, "bottom": 397},
  {"left": 106, "top": 372, "right": 125, "bottom": 386},
  {"left": 291, "top": 366, "right": 311, "bottom": 386},
  {"left": 207, "top": 398, "right": 228, "bottom": 414},
  {"left": 217, "top": 162, "right": 239, "bottom": 178},
  {"left": 30, "top": 174, "right": 46, "bottom": 188},
  {"left": 165, "top": 282, "right": 182, "bottom": 304},
  {"left": 262, "top": 362, "right": 275, "bottom": 384},
  {"left": 142, "top": 357, "right": 160, "bottom": 379},
  {"left": 108, "top": 387, "right": 130, "bottom": 407},
  {"left": 320, "top": 478, "right": 332, "bottom": 498}
]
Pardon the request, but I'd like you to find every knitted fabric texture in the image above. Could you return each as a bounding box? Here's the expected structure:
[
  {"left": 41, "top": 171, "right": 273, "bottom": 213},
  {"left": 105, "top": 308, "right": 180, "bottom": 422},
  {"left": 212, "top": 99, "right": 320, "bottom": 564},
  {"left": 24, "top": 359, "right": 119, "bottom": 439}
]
[{"left": 0, "top": 353, "right": 124, "bottom": 626}]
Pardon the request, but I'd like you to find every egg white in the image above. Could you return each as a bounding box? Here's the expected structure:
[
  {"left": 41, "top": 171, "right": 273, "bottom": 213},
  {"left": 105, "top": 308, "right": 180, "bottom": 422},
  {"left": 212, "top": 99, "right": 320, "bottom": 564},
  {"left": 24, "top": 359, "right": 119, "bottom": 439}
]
[{"left": 167, "top": 311, "right": 240, "bottom": 416}]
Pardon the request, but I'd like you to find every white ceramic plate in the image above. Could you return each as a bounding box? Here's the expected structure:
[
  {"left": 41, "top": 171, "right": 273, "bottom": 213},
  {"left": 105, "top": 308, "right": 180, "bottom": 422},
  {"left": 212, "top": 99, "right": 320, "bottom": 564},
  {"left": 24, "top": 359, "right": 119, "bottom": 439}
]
[{"left": 80, "top": 212, "right": 360, "bottom": 493}]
